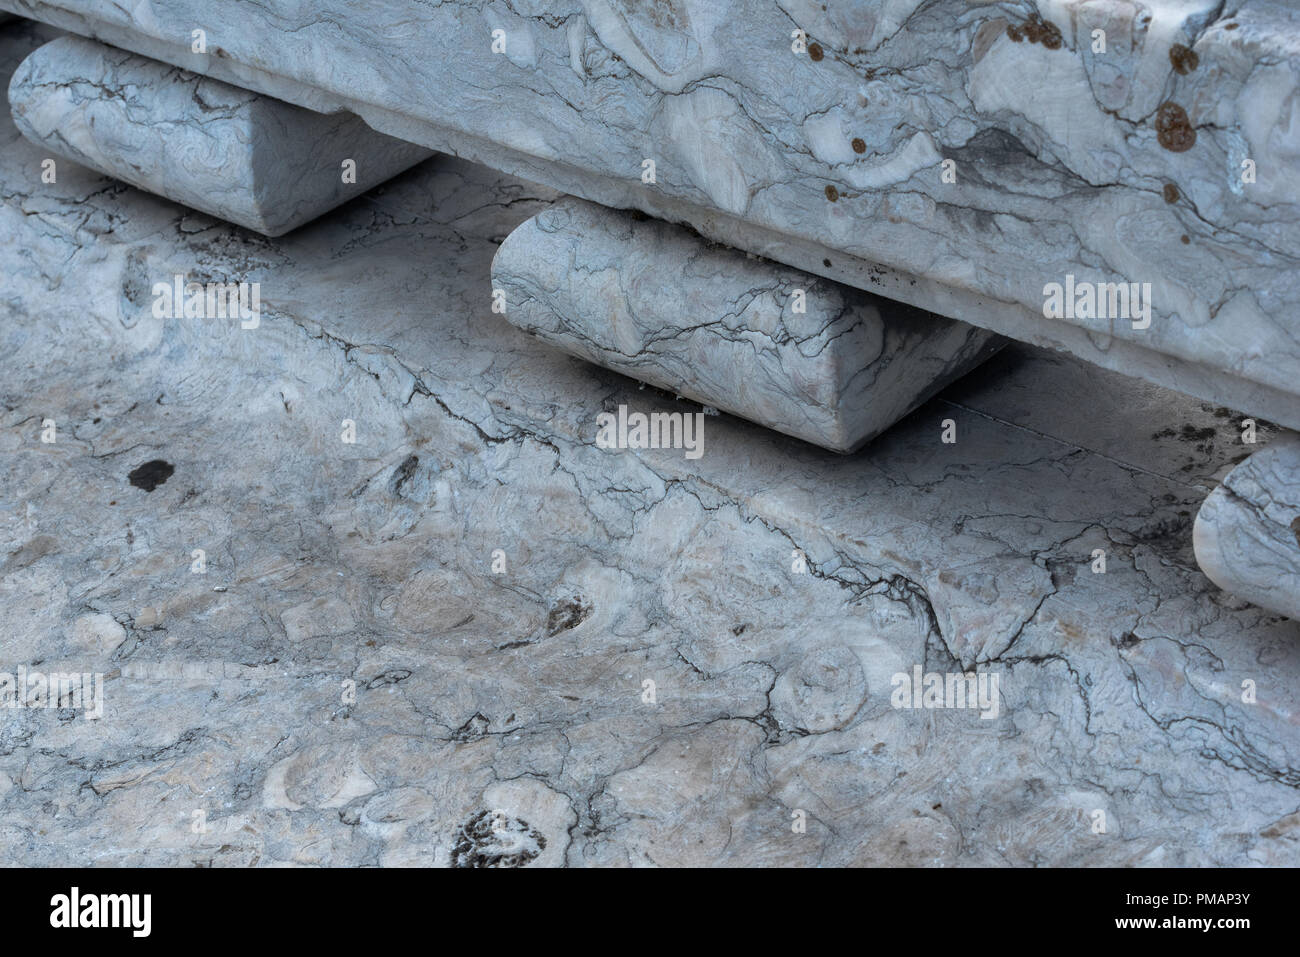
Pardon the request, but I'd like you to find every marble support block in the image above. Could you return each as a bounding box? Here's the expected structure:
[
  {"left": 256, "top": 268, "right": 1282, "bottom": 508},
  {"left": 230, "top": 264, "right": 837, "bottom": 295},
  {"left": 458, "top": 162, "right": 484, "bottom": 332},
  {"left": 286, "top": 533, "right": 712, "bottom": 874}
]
[
  {"left": 1194, "top": 433, "right": 1300, "bottom": 621},
  {"left": 7, "top": 35, "right": 432, "bottom": 236},
  {"left": 2, "top": 1, "right": 1299, "bottom": 429},
  {"left": 492, "top": 198, "right": 1002, "bottom": 452}
]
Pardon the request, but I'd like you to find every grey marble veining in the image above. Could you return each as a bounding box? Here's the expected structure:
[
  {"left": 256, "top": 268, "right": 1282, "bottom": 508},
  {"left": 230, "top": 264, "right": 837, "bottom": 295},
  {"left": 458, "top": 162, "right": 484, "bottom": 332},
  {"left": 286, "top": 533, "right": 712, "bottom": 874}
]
[
  {"left": 493, "top": 198, "right": 1002, "bottom": 451},
  {"left": 7, "top": 35, "right": 431, "bottom": 236},
  {"left": 1195, "top": 433, "right": 1300, "bottom": 621},
  {"left": 1, "top": 1, "right": 1297, "bottom": 429},
  {"left": 1, "top": 20, "right": 1297, "bottom": 868}
]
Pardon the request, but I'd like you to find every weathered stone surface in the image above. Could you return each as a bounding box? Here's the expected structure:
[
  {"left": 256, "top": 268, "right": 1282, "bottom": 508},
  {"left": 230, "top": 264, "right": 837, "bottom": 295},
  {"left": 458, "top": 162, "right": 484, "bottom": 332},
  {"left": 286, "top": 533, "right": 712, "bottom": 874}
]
[
  {"left": 493, "top": 198, "right": 1001, "bottom": 451},
  {"left": 1, "top": 1, "right": 1297, "bottom": 428},
  {"left": 7, "top": 35, "right": 431, "bottom": 236},
  {"left": 1194, "top": 433, "right": 1300, "bottom": 621},
  {"left": 1, "top": 21, "right": 1297, "bottom": 867}
]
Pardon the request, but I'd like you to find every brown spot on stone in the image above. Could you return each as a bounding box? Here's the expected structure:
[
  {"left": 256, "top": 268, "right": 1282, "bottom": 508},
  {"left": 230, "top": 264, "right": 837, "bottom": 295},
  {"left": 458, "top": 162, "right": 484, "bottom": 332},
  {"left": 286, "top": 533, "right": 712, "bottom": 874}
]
[
  {"left": 1292, "top": 515, "right": 1300, "bottom": 548},
  {"left": 851, "top": 137, "right": 866, "bottom": 154},
  {"left": 1163, "top": 183, "right": 1180, "bottom": 204},
  {"left": 1169, "top": 43, "right": 1198, "bottom": 74},
  {"left": 545, "top": 595, "right": 592, "bottom": 635},
  {"left": 825, "top": 184, "right": 839, "bottom": 202},
  {"left": 808, "top": 42, "right": 824, "bottom": 61},
  {"left": 1155, "top": 101, "right": 1196, "bottom": 152},
  {"left": 1180, "top": 234, "right": 1190, "bottom": 244},
  {"left": 1224, "top": 22, "right": 1238, "bottom": 31},
  {"left": 1010, "top": 13, "right": 1063, "bottom": 49}
]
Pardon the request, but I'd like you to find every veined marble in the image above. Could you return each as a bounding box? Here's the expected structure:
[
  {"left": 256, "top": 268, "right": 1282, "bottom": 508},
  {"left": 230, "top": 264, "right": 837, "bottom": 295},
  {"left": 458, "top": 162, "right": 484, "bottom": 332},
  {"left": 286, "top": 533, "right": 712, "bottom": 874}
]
[
  {"left": 7, "top": 35, "right": 431, "bottom": 236},
  {"left": 493, "top": 198, "right": 1001, "bottom": 451},
  {"left": 1194, "top": 433, "right": 1300, "bottom": 621},
  {"left": 0, "top": 21, "right": 1297, "bottom": 867},
  {"left": 0, "top": 1, "right": 1297, "bottom": 428}
]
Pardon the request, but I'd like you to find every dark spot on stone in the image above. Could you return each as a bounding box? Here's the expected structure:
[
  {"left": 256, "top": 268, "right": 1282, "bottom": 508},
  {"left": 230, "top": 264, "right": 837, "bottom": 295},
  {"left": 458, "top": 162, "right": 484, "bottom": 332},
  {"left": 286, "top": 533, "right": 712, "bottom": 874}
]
[
  {"left": 851, "top": 137, "right": 866, "bottom": 154},
  {"left": 128, "top": 459, "right": 174, "bottom": 492},
  {"left": 366, "top": 669, "right": 411, "bottom": 689},
  {"left": 1181, "top": 424, "right": 1216, "bottom": 442},
  {"left": 808, "top": 42, "right": 824, "bottom": 61},
  {"left": 825, "top": 185, "right": 839, "bottom": 202},
  {"left": 1169, "top": 43, "right": 1198, "bottom": 74},
  {"left": 389, "top": 454, "right": 418, "bottom": 495},
  {"left": 451, "top": 810, "right": 546, "bottom": 868},
  {"left": 1181, "top": 234, "right": 1190, "bottom": 244},
  {"left": 546, "top": 595, "right": 592, "bottom": 635},
  {"left": 1155, "top": 101, "right": 1196, "bottom": 152},
  {"left": 732, "top": 622, "right": 749, "bottom": 636},
  {"left": 92, "top": 417, "right": 101, "bottom": 424},
  {"left": 453, "top": 713, "right": 490, "bottom": 741},
  {"left": 823, "top": 258, "right": 833, "bottom": 268},
  {"left": 1010, "top": 14, "right": 1062, "bottom": 49},
  {"left": 1163, "top": 183, "right": 1180, "bottom": 203},
  {"left": 1115, "top": 631, "right": 1141, "bottom": 649},
  {"left": 1224, "top": 22, "right": 1237, "bottom": 30},
  {"left": 1291, "top": 516, "right": 1300, "bottom": 549}
]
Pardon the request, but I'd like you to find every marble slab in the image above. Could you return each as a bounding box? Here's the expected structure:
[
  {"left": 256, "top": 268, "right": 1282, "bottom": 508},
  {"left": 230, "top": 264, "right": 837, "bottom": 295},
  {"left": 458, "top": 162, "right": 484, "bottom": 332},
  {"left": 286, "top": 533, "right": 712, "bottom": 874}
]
[
  {"left": 1195, "top": 433, "right": 1300, "bottom": 621},
  {"left": 1, "top": 19, "right": 1298, "bottom": 867},
  {"left": 1, "top": 1, "right": 1297, "bottom": 429},
  {"left": 493, "top": 198, "right": 1002, "bottom": 451},
  {"left": 7, "top": 34, "right": 432, "bottom": 236}
]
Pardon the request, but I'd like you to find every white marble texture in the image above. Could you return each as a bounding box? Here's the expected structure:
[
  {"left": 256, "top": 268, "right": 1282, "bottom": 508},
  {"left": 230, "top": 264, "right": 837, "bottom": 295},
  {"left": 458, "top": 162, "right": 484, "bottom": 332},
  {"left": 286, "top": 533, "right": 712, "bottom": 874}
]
[
  {"left": 493, "top": 198, "right": 1001, "bottom": 451},
  {"left": 7, "top": 35, "right": 431, "bottom": 236},
  {"left": 0, "top": 18, "right": 1298, "bottom": 868},
  {"left": 0, "top": 1, "right": 1297, "bottom": 429},
  {"left": 1195, "top": 433, "right": 1300, "bottom": 621}
]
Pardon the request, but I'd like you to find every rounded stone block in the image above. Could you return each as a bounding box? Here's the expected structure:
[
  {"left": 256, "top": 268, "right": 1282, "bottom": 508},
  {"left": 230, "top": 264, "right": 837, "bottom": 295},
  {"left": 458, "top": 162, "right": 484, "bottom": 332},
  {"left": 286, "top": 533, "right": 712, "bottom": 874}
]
[
  {"left": 1194, "top": 433, "right": 1300, "bottom": 620},
  {"left": 492, "top": 198, "right": 1002, "bottom": 452},
  {"left": 7, "top": 35, "right": 431, "bottom": 235}
]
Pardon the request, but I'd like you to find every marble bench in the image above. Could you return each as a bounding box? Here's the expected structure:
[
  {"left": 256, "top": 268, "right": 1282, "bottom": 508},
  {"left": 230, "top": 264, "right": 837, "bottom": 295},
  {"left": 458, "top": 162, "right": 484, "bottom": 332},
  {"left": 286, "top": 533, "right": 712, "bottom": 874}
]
[
  {"left": 2, "top": 5, "right": 1298, "bottom": 622},
  {"left": 1, "top": 0, "right": 1297, "bottom": 431}
]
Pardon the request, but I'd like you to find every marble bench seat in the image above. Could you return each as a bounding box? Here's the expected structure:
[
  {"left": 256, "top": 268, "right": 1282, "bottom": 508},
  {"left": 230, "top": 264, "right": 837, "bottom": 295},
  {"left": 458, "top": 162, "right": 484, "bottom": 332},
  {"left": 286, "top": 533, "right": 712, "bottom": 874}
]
[{"left": 1, "top": 0, "right": 1298, "bottom": 431}]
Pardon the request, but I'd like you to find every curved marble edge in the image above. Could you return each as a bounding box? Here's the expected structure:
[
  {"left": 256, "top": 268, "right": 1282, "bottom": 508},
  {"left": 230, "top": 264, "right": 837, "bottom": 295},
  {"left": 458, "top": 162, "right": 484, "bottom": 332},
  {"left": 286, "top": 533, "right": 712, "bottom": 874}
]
[{"left": 1194, "top": 431, "right": 1300, "bottom": 620}]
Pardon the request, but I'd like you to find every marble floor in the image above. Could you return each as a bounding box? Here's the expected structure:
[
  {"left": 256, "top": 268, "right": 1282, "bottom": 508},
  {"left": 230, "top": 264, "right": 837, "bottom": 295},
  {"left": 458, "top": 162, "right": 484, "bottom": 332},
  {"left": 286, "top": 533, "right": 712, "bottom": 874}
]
[{"left": 1, "top": 21, "right": 1298, "bottom": 867}]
